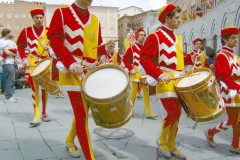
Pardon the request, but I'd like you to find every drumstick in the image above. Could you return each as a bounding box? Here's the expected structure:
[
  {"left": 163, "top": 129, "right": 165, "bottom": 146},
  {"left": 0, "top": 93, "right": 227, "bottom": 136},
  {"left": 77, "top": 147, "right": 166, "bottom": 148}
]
[
  {"left": 170, "top": 73, "right": 200, "bottom": 80},
  {"left": 92, "top": 39, "right": 119, "bottom": 49}
]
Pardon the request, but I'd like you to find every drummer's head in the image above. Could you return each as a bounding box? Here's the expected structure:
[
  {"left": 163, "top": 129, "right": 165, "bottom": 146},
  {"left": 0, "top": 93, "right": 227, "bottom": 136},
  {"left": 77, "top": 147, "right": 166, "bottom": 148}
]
[
  {"left": 30, "top": 8, "right": 45, "bottom": 28},
  {"left": 75, "top": 0, "right": 93, "bottom": 9},
  {"left": 135, "top": 28, "right": 146, "bottom": 44},
  {"left": 159, "top": 4, "right": 181, "bottom": 29},
  {"left": 193, "top": 38, "right": 202, "bottom": 51},
  {"left": 221, "top": 26, "right": 239, "bottom": 48}
]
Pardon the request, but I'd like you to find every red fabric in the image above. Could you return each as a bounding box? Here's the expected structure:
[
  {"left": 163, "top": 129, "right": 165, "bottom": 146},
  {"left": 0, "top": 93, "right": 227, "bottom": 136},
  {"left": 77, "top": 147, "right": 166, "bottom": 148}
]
[
  {"left": 158, "top": 4, "right": 176, "bottom": 23},
  {"left": 67, "top": 91, "right": 94, "bottom": 160},
  {"left": 30, "top": 8, "right": 45, "bottom": 17},
  {"left": 41, "top": 89, "right": 47, "bottom": 115},
  {"left": 47, "top": 3, "right": 105, "bottom": 69},
  {"left": 123, "top": 43, "right": 142, "bottom": 71},
  {"left": 221, "top": 26, "right": 239, "bottom": 37},
  {"left": 17, "top": 25, "right": 46, "bottom": 59},
  {"left": 208, "top": 107, "right": 240, "bottom": 148},
  {"left": 215, "top": 47, "right": 240, "bottom": 90},
  {"left": 135, "top": 28, "right": 145, "bottom": 37},
  {"left": 1, "top": 49, "right": 17, "bottom": 59},
  {"left": 160, "top": 98, "right": 182, "bottom": 127},
  {"left": 192, "top": 38, "right": 202, "bottom": 44},
  {"left": 140, "top": 27, "right": 193, "bottom": 80}
]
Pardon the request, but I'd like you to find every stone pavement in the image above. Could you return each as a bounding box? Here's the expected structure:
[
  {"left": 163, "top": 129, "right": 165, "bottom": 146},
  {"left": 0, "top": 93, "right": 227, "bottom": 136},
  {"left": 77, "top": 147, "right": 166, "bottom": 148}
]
[{"left": 0, "top": 88, "right": 240, "bottom": 160}]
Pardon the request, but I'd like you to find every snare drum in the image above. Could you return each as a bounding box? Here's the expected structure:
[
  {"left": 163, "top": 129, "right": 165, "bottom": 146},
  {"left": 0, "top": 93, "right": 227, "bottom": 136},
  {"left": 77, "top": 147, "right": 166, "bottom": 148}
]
[
  {"left": 175, "top": 68, "right": 224, "bottom": 122},
  {"left": 82, "top": 64, "right": 133, "bottom": 129},
  {"left": 31, "top": 57, "right": 60, "bottom": 95}
]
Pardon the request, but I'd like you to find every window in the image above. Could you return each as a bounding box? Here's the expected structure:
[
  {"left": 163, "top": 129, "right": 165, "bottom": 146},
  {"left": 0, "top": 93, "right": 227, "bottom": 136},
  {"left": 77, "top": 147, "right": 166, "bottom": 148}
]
[
  {"left": 0, "top": 24, "right": 3, "bottom": 28},
  {"left": 15, "top": 25, "right": 20, "bottom": 30},
  {"left": 191, "top": 0, "right": 195, "bottom": 5},
  {"left": 213, "top": 35, "right": 218, "bottom": 53},
  {"left": 28, "top": 14, "right": 32, "bottom": 18},
  {"left": 15, "top": 13, "right": 19, "bottom": 18},
  {"left": 22, "top": 25, "right": 26, "bottom": 29},
  {"left": 110, "top": 12, "right": 115, "bottom": 18},
  {"left": 99, "top": 12, "right": 103, "bottom": 18},
  {"left": 21, "top": 13, "right": 26, "bottom": 18},
  {"left": 0, "top": 13, "right": 3, "bottom": 18},
  {"left": 7, "top": 13, "right": 12, "bottom": 18},
  {"left": 7, "top": 24, "right": 12, "bottom": 29},
  {"left": 110, "top": 28, "right": 115, "bottom": 35}
]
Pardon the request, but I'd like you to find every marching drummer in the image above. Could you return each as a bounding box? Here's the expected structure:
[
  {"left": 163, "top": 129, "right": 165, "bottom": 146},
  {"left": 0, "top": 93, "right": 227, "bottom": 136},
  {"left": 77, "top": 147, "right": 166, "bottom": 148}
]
[
  {"left": 139, "top": 4, "right": 196, "bottom": 159},
  {"left": 47, "top": 0, "right": 115, "bottom": 159},
  {"left": 184, "top": 38, "right": 210, "bottom": 72},
  {"left": 17, "top": 8, "right": 50, "bottom": 127},
  {"left": 122, "top": 28, "right": 158, "bottom": 119},
  {"left": 205, "top": 26, "right": 240, "bottom": 154}
]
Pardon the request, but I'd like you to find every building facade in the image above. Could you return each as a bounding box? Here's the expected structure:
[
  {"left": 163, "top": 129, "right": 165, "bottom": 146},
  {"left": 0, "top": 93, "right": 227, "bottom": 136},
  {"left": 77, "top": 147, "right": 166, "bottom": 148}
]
[
  {"left": 0, "top": 0, "right": 46, "bottom": 41},
  {"left": 0, "top": 1, "right": 119, "bottom": 48},
  {"left": 167, "top": 0, "right": 240, "bottom": 55},
  {"left": 118, "top": 10, "right": 161, "bottom": 54},
  {"left": 118, "top": 6, "right": 143, "bottom": 19}
]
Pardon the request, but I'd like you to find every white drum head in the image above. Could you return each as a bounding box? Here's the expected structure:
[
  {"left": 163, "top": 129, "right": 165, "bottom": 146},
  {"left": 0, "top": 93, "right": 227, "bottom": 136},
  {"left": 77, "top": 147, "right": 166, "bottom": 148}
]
[
  {"left": 32, "top": 59, "right": 51, "bottom": 76},
  {"left": 177, "top": 71, "right": 210, "bottom": 87},
  {"left": 84, "top": 68, "right": 128, "bottom": 99}
]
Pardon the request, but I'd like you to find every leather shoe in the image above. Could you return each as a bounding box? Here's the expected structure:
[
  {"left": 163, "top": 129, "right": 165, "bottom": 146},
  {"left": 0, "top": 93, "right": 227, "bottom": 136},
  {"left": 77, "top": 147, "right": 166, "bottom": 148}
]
[
  {"left": 204, "top": 130, "right": 215, "bottom": 148},
  {"left": 229, "top": 146, "right": 240, "bottom": 154},
  {"left": 146, "top": 113, "right": 158, "bottom": 119},
  {"left": 41, "top": 114, "right": 51, "bottom": 122},
  {"left": 170, "top": 148, "right": 186, "bottom": 160},
  {"left": 156, "top": 141, "right": 171, "bottom": 158},
  {"left": 65, "top": 143, "right": 81, "bottom": 158},
  {"left": 29, "top": 118, "right": 41, "bottom": 127}
]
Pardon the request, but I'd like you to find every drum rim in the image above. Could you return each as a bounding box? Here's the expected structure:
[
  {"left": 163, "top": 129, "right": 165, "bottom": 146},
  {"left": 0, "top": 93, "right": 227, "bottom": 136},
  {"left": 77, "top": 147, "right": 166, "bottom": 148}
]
[
  {"left": 31, "top": 57, "right": 52, "bottom": 77},
  {"left": 175, "top": 68, "right": 212, "bottom": 92},
  {"left": 82, "top": 64, "right": 130, "bottom": 101}
]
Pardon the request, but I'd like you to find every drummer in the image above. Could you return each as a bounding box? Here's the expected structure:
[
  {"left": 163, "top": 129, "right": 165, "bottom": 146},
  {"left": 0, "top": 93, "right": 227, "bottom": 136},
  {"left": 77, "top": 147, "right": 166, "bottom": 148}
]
[
  {"left": 139, "top": 4, "right": 197, "bottom": 159},
  {"left": 184, "top": 38, "right": 210, "bottom": 72},
  {"left": 47, "top": 0, "right": 115, "bottom": 159},
  {"left": 123, "top": 28, "right": 158, "bottom": 119},
  {"left": 17, "top": 8, "right": 50, "bottom": 127},
  {"left": 204, "top": 26, "right": 240, "bottom": 154}
]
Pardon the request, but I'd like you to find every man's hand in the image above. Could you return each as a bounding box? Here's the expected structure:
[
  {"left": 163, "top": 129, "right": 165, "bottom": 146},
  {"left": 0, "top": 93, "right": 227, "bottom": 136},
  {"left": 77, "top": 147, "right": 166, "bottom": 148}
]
[
  {"left": 105, "top": 40, "right": 116, "bottom": 53},
  {"left": 69, "top": 63, "right": 83, "bottom": 76},
  {"left": 22, "top": 58, "right": 29, "bottom": 68},
  {"left": 209, "top": 64, "right": 214, "bottom": 70},
  {"left": 158, "top": 73, "right": 172, "bottom": 84},
  {"left": 44, "top": 46, "right": 50, "bottom": 51},
  {"left": 130, "top": 69, "right": 136, "bottom": 75}
]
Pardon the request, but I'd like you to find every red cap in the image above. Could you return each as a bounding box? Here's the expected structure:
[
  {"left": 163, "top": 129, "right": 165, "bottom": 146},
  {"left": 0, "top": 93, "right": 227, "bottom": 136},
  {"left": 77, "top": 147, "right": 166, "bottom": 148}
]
[
  {"left": 158, "top": 4, "right": 176, "bottom": 24},
  {"left": 135, "top": 28, "right": 145, "bottom": 37},
  {"left": 30, "top": 8, "right": 45, "bottom": 17},
  {"left": 192, "top": 38, "right": 202, "bottom": 44},
  {"left": 221, "top": 26, "right": 239, "bottom": 37}
]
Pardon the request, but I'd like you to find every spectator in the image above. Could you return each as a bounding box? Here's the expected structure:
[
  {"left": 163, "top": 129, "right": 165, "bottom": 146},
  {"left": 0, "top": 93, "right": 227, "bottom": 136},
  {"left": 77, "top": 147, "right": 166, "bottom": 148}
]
[
  {"left": 0, "top": 29, "right": 17, "bottom": 103},
  {"left": 205, "top": 46, "right": 215, "bottom": 72}
]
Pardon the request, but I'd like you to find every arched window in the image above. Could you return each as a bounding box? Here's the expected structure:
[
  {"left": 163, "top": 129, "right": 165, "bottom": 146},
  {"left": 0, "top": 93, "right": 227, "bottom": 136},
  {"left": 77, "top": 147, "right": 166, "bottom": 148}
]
[
  {"left": 213, "top": 35, "right": 218, "bottom": 53},
  {"left": 235, "top": 6, "right": 240, "bottom": 55},
  {"left": 202, "top": 38, "right": 207, "bottom": 49},
  {"left": 190, "top": 30, "right": 195, "bottom": 51},
  {"left": 184, "top": 43, "right": 188, "bottom": 56}
]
